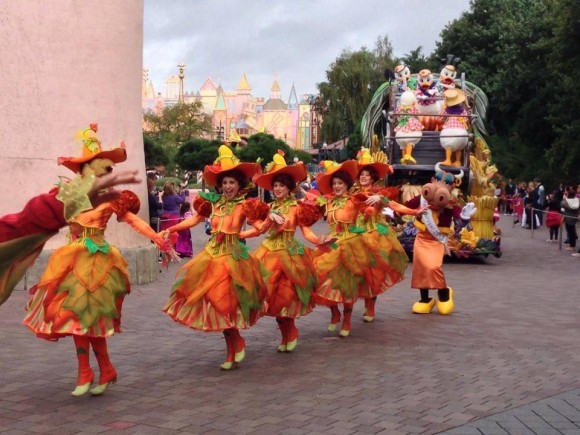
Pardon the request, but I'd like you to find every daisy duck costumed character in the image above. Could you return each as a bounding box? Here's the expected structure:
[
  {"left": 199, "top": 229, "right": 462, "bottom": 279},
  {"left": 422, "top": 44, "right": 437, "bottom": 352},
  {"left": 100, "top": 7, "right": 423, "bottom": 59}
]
[
  {"left": 161, "top": 145, "right": 271, "bottom": 370},
  {"left": 395, "top": 89, "right": 424, "bottom": 164},
  {"left": 23, "top": 125, "right": 176, "bottom": 397},
  {"left": 353, "top": 148, "right": 426, "bottom": 322},
  {"left": 404, "top": 164, "right": 477, "bottom": 314},
  {"left": 439, "top": 89, "right": 470, "bottom": 167},
  {"left": 248, "top": 151, "right": 332, "bottom": 352}
]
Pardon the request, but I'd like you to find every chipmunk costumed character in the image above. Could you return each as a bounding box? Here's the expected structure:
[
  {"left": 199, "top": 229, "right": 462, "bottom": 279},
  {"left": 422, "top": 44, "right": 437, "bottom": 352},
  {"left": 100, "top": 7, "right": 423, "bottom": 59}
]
[
  {"left": 354, "top": 149, "right": 426, "bottom": 322},
  {"left": 23, "top": 124, "right": 175, "bottom": 397},
  {"left": 250, "top": 151, "right": 330, "bottom": 352},
  {"left": 161, "top": 145, "right": 269, "bottom": 370},
  {"left": 405, "top": 164, "right": 477, "bottom": 314}
]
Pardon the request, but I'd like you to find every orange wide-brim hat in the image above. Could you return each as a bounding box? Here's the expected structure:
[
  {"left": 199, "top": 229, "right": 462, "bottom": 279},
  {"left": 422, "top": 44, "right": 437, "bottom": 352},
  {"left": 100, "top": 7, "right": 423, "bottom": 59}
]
[
  {"left": 315, "top": 160, "right": 359, "bottom": 195},
  {"left": 255, "top": 164, "right": 307, "bottom": 191},
  {"left": 203, "top": 145, "right": 260, "bottom": 187},
  {"left": 58, "top": 147, "right": 127, "bottom": 174},
  {"left": 57, "top": 124, "right": 127, "bottom": 173}
]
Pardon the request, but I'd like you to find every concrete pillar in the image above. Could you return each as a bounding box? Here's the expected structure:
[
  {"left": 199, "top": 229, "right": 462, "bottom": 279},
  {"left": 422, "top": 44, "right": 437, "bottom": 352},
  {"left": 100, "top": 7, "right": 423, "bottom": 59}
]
[{"left": 0, "top": 0, "right": 159, "bottom": 286}]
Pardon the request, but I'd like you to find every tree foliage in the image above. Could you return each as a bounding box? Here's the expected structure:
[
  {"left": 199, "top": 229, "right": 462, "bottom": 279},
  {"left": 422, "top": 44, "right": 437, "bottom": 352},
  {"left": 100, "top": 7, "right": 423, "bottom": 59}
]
[
  {"left": 236, "top": 133, "right": 292, "bottom": 167},
  {"left": 174, "top": 138, "right": 222, "bottom": 171},
  {"left": 143, "top": 102, "right": 212, "bottom": 147},
  {"left": 317, "top": 36, "right": 396, "bottom": 145},
  {"left": 143, "top": 133, "right": 169, "bottom": 168},
  {"left": 431, "top": 0, "right": 579, "bottom": 186}
]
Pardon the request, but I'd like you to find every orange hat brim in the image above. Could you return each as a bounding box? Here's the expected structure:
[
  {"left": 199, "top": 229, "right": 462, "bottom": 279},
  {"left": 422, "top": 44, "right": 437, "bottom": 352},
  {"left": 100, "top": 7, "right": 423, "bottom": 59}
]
[
  {"left": 57, "top": 147, "right": 127, "bottom": 174},
  {"left": 254, "top": 163, "right": 307, "bottom": 191},
  {"left": 203, "top": 162, "right": 261, "bottom": 187},
  {"left": 315, "top": 160, "right": 359, "bottom": 195},
  {"left": 358, "top": 162, "right": 394, "bottom": 179}
]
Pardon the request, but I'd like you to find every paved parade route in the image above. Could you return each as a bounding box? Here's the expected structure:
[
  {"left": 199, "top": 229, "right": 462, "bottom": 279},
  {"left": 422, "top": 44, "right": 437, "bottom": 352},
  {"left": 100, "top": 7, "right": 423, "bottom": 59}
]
[{"left": 1, "top": 219, "right": 579, "bottom": 434}]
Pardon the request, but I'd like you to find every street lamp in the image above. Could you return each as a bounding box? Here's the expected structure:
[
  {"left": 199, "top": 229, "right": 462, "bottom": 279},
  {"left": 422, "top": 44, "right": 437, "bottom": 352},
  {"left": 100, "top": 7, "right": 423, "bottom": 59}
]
[{"left": 215, "top": 120, "right": 224, "bottom": 141}]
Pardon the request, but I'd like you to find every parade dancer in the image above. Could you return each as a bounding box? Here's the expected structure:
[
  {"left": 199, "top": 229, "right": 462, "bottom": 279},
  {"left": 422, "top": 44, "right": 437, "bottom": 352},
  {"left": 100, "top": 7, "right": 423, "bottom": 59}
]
[
  {"left": 161, "top": 145, "right": 270, "bottom": 370},
  {"left": 0, "top": 168, "right": 141, "bottom": 306},
  {"left": 23, "top": 125, "right": 175, "bottom": 396},
  {"left": 353, "top": 148, "right": 426, "bottom": 322},
  {"left": 313, "top": 160, "right": 373, "bottom": 337},
  {"left": 249, "top": 151, "right": 332, "bottom": 352}
]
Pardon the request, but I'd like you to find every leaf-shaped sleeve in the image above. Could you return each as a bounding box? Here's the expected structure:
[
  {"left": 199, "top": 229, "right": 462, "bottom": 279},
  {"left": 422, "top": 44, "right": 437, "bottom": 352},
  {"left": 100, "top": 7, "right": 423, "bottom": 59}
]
[
  {"left": 193, "top": 195, "right": 212, "bottom": 218},
  {"left": 297, "top": 202, "right": 321, "bottom": 227},
  {"left": 350, "top": 192, "right": 368, "bottom": 211},
  {"left": 379, "top": 187, "right": 400, "bottom": 202},
  {"left": 242, "top": 198, "right": 270, "bottom": 222},
  {"left": 111, "top": 190, "right": 140, "bottom": 220}
]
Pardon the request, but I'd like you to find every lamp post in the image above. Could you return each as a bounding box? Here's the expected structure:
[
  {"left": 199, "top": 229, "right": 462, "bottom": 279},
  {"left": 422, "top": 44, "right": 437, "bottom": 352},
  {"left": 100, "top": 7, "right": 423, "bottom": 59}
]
[
  {"left": 215, "top": 120, "right": 224, "bottom": 141},
  {"left": 177, "top": 64, "right": 185, "bottom": 103}
]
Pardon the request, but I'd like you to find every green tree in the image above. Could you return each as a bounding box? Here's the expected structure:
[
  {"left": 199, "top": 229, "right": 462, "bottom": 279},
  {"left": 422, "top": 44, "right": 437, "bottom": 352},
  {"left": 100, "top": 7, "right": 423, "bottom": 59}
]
[
  {"left": 143, "top": 133, "right": 169, "bottom": 168},
  {"left": 237, "top": 133, "right": 292, "bottom": 166},
  {"left": 318, "top": 36, "right": 396, "bottom": 144},
  {"left": 143, "top": 101, "right": 212, "bottom": 147},
  {"left": 544, "top": 0, "right": 580, "bottom": 184},
  {"left": 433, "top": 0, "right": 555, "bottom": 182},
  {"left": 293, "top": 150, "right": 313, "bottom": 165},
  {"left": 398, "top": 46, "right": 430, "bottom": 73},
  {"left": 174, "top": 138, "right": 222, "bottom": 172}
]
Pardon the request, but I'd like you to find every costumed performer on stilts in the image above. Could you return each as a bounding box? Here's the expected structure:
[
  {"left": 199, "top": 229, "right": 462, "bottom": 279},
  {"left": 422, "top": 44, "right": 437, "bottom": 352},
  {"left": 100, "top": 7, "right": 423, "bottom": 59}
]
[
  {"left": 23, "top": 124, "right": 177, "bottom": 397},
  {"left": 248, "top": 151, "right": 334, "bottom": 353},
  {"left": 353, "top": 148, "right": 427, "bottom": 322},
  {"left": 161, "top": 145, "right": 272, "bottom": 370},
  {"left": 404, "top": 163, "right": 477, "bottom": 314}
]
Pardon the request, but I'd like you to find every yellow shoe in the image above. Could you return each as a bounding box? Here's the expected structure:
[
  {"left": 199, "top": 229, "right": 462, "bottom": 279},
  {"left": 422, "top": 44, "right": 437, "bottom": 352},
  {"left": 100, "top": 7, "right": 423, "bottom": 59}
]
[
  {"left": 220, "top": 361, "right": 234, "bottom": 370},
  {"left": 277, "top": 344, "right": 287, "bottom": 352},
  {"left": 407, "top": 155, "right": 417, "bottom": 164},
  {"left": 71, "top": 382, "right": 92, "bottom": 397},
  {"left": 285, "top": 338, "right": 298, "bottom": 352},
  {"left": 89, "top": 380, "right": 116, "bottom": 396},
  {"left": 412, "top": 298, "right": 436, "bottom": 314},
  {"left": 339, "top": 329, "right": 350, "bottom": 337},
  {"left": 328, "top": 323, "right": 338, "bottom": 332},
  {"left": 436, "top": 287, "right": 454, "bottom": 315}
]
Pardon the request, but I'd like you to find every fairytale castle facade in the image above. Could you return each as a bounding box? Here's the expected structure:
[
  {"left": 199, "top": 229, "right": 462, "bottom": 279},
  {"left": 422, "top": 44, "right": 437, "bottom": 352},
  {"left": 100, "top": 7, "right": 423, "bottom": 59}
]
[{"left": 142, "top": 70, "right": 321, "bottom": 150}]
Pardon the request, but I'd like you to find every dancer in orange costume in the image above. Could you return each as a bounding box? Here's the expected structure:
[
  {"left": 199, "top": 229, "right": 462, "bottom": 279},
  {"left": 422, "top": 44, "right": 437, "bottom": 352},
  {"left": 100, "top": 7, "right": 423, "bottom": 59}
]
[
  {"left": 353, "top": 148, "right": 426, "bottom": 322},
  {"left": 248, "top": 151, "right": 332, "bottom": 352},
  {"left": 313, "top": 160, "right": 374, "bottom": 337},
  {"left": 0, "top": 169, "right": 142, "bottom": 307},
  {"left": 161, "top": 145, "right": 270, "bottom": 370},
  {"left": 23, "top": 124, "right": 175, "bottom": 397}
]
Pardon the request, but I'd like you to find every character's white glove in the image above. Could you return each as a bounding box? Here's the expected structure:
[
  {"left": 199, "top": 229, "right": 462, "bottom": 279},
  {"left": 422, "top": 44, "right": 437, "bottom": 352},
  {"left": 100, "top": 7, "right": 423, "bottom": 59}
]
[{"left": 460, "top": 202, "right": 477, "bottom": 220}]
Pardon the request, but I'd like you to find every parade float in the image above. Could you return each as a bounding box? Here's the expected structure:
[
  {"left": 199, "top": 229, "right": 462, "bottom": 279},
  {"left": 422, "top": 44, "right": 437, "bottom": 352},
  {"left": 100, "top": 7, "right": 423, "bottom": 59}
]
[{"left": 360, "top": 58, "right": 502, "bottom": 259}]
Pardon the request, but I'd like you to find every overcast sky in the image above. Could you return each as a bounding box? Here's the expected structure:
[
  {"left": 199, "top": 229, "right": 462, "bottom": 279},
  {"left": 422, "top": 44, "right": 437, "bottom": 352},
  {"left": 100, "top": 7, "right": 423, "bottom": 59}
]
[{"left": 144, "top": 0, "right": 471, "bottom": 100}]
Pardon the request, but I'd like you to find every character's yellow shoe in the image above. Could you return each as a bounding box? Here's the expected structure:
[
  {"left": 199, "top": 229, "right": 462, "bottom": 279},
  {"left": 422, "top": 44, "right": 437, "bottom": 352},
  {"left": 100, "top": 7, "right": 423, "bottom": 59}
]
[
  {"left": 406, "top": 155, "right": 417, "bottom": 164},
  {"left": 436, "top": 287, "right": 454, "bottom": 315},
  {"left": 412, "top": 298, "right": 436, "bottom": 314},
  {"left": 277, "top": 344, "right": 287, "bottom": 352}
]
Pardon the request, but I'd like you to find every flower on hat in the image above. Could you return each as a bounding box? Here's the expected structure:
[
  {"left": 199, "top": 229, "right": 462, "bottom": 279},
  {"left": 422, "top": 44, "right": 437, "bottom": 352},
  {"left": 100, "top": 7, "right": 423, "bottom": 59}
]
[
  {"left": 254, "top": 150, "right": 306, "bottom": 191},
  {"left": 57, "top": 124, "right": 127, "bottom": 174},
  {"left": 203, "top": 144, "right": 260, "bottom": 187}
]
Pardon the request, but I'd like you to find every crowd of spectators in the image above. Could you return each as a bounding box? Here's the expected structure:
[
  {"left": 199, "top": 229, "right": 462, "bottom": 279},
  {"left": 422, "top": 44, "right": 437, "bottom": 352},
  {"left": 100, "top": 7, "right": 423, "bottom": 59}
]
[{"left": 496, "top": 178, "right": 580, "bottom": 257}]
